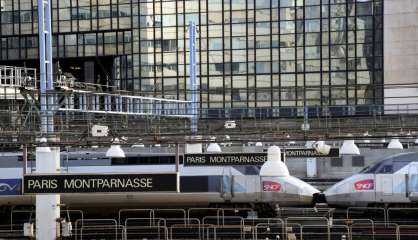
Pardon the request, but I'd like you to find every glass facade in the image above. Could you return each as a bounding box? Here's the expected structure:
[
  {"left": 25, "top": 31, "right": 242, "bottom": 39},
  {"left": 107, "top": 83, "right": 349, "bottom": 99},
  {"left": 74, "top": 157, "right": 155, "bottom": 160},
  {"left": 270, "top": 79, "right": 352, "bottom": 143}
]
[{"left": 0, "top": 0, "right": 383, "bottom": 118}]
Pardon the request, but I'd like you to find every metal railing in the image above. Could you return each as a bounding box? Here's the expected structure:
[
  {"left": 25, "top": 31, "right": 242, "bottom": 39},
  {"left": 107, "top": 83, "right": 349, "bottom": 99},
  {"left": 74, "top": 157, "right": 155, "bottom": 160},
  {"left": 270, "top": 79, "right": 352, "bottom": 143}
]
[
  {"left": 0, "top": 65, "right": 37, "bottom": 89},
  {"left": 346, "top": 207, "right": 387, "bottom": 223},
  {"left": 57, "top": 91, "right": 192, "bottom": 118},
  {"left": 2, "top": 207, "right": 418, "bottom": 239},
  {"left": 198, "top": 102, "right": 418, "bottom": 119}
]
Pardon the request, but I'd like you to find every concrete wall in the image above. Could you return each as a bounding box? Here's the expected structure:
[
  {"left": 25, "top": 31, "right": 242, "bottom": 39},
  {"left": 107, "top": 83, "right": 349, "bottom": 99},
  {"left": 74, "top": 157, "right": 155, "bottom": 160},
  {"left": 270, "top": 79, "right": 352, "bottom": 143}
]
[{"left": 384, "top": 0, "right": 418, "bottom": 113}]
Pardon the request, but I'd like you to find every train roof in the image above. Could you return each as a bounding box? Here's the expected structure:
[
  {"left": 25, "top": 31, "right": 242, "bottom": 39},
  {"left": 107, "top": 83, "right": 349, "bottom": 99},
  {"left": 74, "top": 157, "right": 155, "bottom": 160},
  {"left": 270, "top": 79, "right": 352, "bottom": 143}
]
[{"left": 361, "top": 152, "right": 418, "bottom": 174}]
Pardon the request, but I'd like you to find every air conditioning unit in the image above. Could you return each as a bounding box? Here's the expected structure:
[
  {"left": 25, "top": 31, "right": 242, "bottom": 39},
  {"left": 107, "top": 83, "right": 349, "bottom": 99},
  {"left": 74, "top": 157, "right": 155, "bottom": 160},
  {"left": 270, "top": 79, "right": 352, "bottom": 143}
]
[
  {"left": 91, "top": 125, "right": 109, "bottom": 137},
  {"left": 23, "top": 223, "right": 34, "bottom": 237},
  {"left": 224, "top": 120, "right": 236, "bottom": 129}
]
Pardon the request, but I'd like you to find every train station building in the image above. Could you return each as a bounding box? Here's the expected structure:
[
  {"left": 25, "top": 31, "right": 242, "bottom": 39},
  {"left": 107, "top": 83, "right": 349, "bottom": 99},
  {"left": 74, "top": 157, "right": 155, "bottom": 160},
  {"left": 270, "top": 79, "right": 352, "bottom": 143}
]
[{"left": 0, "top": 0, "right": 415, "bottom": 118}]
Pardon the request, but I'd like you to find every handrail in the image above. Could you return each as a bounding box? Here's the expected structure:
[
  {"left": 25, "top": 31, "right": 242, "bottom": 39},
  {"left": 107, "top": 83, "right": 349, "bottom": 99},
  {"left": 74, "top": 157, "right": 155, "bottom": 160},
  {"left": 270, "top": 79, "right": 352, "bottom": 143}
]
[
  {"left": 254, "top": 222, "right": 285, "bottom": 240},
  {"left": 118, "top": 208, "right": 154, "bottom": 226},
  {"left": 346, "top": 207, "right": 387, "bottom": 223},
  {"left": 387, "top": 207, "right": 418, "bottom": 225},
  {"left": 123, "top": 225, "right": 168, "bottom": 240}
]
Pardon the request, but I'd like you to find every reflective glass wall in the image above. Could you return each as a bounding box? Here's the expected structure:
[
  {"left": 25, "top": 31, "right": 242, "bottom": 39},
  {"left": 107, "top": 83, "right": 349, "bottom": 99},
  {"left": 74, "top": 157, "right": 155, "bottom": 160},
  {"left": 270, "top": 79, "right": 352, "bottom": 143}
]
[{"left": 0, "top": 0, "right": 383, "bottom": 117}]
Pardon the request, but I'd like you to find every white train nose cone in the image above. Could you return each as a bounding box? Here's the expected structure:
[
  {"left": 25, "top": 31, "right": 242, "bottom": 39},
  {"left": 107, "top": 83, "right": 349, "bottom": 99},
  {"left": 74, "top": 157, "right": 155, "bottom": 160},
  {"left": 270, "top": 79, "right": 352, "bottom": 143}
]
[{"left": 260, "top": 146, "right": 290, "bottom": 177}]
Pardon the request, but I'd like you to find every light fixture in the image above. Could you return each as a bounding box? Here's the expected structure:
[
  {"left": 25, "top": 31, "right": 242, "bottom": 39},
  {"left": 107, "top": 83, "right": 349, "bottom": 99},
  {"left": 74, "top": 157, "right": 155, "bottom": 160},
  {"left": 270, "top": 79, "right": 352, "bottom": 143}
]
[
  {"left": 313, "top": 141, "right": 331, "bottom": 155},
  {"left": 414, "top": 138, "right": 418, "bottom": 145},
  {"left": 340, "top": 140, "right": 360, "bottom": 155},
  {"left": 305, "top": 141, "right": 315, "bottom": 148},
  {"left": 260, "top": 146, "right": 290, "bottom": 177},
  {"left": 36, "top": 137, "right": 51, "bottom": 153},
  {"left": 224, "top": 120, "right": 236, "bottom": 129},
  {"left": 387, "top": 138, "right": 403, "bottom": 149},
  {"left": 106, "top": 138, "right": 125, "bottom": 158},
  {"left": 363, "top": 132, "right": 371, "bottom": 143},
  {"left": 221, "top": 135, "right": 232, "bottom": 147},
  {"left": 132, "top": 138, "right": 145, "bottom": 148},
  {"left": 255, "top": 142, "right": 263, "bottom": 147},
  {"left": 131, "top": 144, "right": 145, "bottom": 148},
  {"left": 207, "top": 143, "right": 222, "bottom": 153}
]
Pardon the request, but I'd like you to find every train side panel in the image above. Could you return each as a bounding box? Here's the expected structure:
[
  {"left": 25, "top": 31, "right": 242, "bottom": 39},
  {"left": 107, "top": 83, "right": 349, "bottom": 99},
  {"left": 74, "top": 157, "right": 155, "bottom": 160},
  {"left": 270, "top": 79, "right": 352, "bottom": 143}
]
[
  {"left": 375, "top": 174, "right": 410, "bottom": 203},
  {"left": 0, "top": 167, "right": 319, "bottom": 207}
]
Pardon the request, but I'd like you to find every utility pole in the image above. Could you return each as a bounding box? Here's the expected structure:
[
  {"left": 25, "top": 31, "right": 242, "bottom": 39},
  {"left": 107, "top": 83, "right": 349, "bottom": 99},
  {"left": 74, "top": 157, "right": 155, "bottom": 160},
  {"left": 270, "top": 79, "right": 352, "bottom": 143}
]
[
  {"left": 37, "top": 0, "right": 60, "bottom": 239},
  {"left": 189, "top": 21, "right": 198, "bottom": 135},
  {"left": 185, "top": 21, "right": 203, "bottom": 155}
]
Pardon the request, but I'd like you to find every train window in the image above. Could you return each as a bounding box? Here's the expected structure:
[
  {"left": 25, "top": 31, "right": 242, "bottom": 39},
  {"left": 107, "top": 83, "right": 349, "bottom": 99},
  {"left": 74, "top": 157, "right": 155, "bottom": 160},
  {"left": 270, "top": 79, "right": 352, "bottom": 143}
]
[
  {"left": 361, "top": 160, "right": 386, "bottom": 173},
  {"left": 111, "top": 155, "right": 181, "bottom": 165},
  {"left": 352, "top": 156, "right": 365, "bottom": 167},
  {"left": 361, "top": 153, "right": 418, "bottom": 174},
  {"left": 379, "top": 165, "right": 393, "bottom": 174},
  {"left": 393, "top": 161, "right": 410, "bottom": 172},
  {"left": 112, "top": 157, "right": 125, "bottom": 165},
  {"left": 331, "top": 157, "right": 343, "bottom": 167}
]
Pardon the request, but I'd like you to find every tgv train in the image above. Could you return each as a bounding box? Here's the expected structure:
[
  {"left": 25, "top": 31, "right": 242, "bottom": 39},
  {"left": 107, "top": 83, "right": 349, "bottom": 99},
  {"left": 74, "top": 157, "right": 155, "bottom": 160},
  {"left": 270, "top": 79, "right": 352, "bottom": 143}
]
[
  {"left": 0, "top": 149, "right": 320, "bottom": 208},
  {"left": 324, "top": 152, "right": 418, "bottom": 207}
]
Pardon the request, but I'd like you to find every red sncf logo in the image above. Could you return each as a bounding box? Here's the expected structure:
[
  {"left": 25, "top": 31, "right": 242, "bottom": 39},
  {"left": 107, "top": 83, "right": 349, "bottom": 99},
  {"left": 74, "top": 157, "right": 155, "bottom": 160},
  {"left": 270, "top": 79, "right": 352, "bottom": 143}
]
[
  {"left": 263, "top": 181, "right": 281, "bottom": 192},
  {"left": 354, "top": 179, "right": 374, "bottom": 190}
]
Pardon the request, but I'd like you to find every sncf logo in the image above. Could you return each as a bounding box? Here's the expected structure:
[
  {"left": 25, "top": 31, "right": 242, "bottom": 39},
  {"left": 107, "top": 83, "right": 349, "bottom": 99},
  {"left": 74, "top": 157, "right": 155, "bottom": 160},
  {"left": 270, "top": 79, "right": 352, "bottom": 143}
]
[
  {"left": 354, "top": 179, "right": 374, "bottom": 190},
  {"left": 263, "top": 181, "right": 281, "bottom": 192}
]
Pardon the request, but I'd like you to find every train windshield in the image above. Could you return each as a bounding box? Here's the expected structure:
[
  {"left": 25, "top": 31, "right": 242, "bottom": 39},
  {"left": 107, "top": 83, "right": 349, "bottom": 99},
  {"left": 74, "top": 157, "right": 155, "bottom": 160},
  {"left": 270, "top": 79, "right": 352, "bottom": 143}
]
[
  {"left": 359, "top": 165, "right": 371, "bottom": 173},
  {"left": 360, "top": 152, "right": 418, "bottom": 174},
  {"left": 360, "top": 161, "right": 384, "bottom": 173}
]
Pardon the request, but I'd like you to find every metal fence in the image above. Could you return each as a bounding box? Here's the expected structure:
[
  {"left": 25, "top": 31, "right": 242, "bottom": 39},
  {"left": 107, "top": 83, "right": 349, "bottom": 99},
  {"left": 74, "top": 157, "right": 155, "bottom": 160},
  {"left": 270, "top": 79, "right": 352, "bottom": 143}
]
[{"left": 2, "top": 207, "right": 418, "bottom": 239}]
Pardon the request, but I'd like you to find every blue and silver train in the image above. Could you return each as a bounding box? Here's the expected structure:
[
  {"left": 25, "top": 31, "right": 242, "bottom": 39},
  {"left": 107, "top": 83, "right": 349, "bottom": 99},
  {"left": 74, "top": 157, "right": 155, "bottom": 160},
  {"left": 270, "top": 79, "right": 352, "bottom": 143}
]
[
  {"left": 325, "top": 152, "right": 418, "bottom": 207},
  {"left": 0, "top": 149, "right": 320, "bottom": 208}
]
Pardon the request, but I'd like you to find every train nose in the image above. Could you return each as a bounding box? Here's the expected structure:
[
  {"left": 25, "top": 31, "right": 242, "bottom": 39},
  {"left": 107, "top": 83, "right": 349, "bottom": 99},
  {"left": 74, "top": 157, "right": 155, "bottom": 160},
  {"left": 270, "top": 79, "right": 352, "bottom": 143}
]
[
  {"left": 323, "top": 184, "right": 341, "bottom": 205},
  {"left": 313, "top": 192, "right": 326, "bottom": 204}
]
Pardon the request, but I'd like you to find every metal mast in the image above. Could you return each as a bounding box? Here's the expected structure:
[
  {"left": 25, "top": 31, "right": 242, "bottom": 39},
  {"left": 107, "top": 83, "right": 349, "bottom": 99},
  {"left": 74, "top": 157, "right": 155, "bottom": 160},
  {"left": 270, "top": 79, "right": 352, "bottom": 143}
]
[
  {"left": 189, "top": 21, "right": 198, "bottom": 134},
  {"left": 38, "top": 0, "right": 54, "bottom": 134}
]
